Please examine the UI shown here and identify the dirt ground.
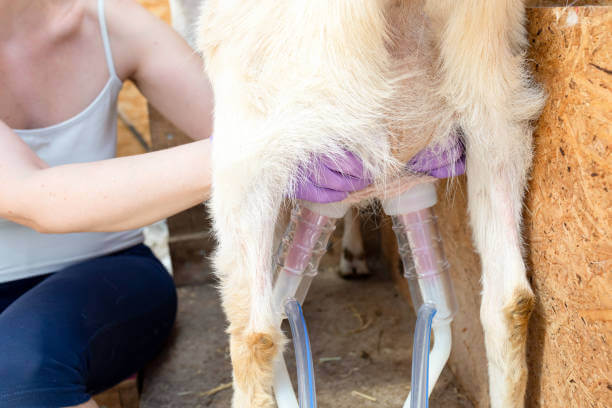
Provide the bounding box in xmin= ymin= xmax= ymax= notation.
xmin=140 ymin=228 xmax=474 ymax=408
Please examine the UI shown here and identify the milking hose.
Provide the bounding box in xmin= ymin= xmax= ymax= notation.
xmin=285 ymin=298 xmax=317 ymax=408
xmin=410 ymin=303 xmax=437 ymax=408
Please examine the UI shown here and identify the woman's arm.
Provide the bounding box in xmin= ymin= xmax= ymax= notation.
xmin=0 ymin=120 xmax=211 ymax=233
xmin=0 ymin=2 xmax=377 ymax=234
xmin=0 ymin=3 xmax=215 ymax=233
xmin=0 ymin=1 xmax=218 ymax=232
xmin=106 ymin=0 xmax=215 ymax=141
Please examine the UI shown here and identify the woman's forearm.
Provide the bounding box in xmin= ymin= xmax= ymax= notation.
xmin=12 ymin=140 xmax=212 ymax=233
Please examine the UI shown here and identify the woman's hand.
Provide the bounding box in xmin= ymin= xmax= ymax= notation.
xmin=295 ymin=151 xmax=371 ymax=203
xmin=294 ymin=137 xmax=465 ymax=204
xmin=408 ymin=135 xmax=466 ymax=178
xmin=0 ymin=120 xmax=213 ymax=233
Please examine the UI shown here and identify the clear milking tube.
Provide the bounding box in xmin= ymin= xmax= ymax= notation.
xmin=272 ymin=202 xmax=349 ymax=408
xmin=382 ymin=183 xmax=458 ymax=323
xmin=272 ymin=203 xmax=346 ymax=317
xmin=382 ymin=182 xmax=457 ymax=408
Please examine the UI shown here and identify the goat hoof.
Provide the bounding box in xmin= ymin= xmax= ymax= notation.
xmin=339 ymin=249 xmax=370 ymax=279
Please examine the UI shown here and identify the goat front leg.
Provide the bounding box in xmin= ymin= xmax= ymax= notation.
xmin=424 ymin=1 xmax=545 ymax=406
xmin=210 ymin=145 xmax=289 ymax=407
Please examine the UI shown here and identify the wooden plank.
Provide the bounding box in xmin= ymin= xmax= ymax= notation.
xmin=93 ymin=378 xmax=139 ymax=408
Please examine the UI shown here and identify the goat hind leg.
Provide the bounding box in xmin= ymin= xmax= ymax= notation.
xmin=467 ymin=150 xmax=536 ymax=408
xmin=423 ymin=0 xmax=545 ymax=406
xmin=211 ymin=166 xmax=287 ymax=408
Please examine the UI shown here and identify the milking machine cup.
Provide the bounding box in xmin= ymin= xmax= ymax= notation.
xmin=382 ymin=183 xmax=458 ymax=408
xmin=273 ymin=183 xmax=458 ymax=408
xmin=272 ymin=201 xmax=349 ymax=408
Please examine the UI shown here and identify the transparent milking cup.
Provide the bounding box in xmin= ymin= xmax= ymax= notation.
xmin=391 ymin=207 xmax=457 ymax=324
xmin=382 ymin=183 xmax=458 ymax=325
xmin=273 ymin=205 xmax=337 ymax=317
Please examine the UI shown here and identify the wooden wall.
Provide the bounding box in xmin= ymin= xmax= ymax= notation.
xmin=524 ymin=6 xmax=610 ymax=407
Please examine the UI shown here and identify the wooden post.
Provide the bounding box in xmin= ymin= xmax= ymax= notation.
xmin=524 ymin=6 xmax=611 ymax=408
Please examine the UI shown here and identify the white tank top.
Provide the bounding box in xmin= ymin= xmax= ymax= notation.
xmin=0 ymin=0 xmax=143 ymax=283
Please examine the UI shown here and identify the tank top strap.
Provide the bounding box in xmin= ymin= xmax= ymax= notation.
xmin=97 ymin=0 xmax=118 ymax=80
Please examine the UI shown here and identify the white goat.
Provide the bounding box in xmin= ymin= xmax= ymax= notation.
xmin=195 ymin=0 xmax=545 ymax=407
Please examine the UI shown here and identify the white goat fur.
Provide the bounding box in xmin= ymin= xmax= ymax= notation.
xmin=194 ymin=0 xmax=545 ymax=407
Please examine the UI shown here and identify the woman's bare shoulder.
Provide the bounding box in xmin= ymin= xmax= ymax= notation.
xmin=98 ymin=0 xmax=176 ymax=80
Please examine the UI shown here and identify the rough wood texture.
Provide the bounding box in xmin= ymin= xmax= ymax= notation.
xmin=392 ymin=5 xmax=612 ymax=408
xmin=116 ymin=0 xmax=170 ymax=159
xmin=93 ymin=378 xmax=139 ymax=408
xmin=117 ymin=82 xmax=151 ymax=157
xmin=524 ymin=6 xmax=611 ymax=408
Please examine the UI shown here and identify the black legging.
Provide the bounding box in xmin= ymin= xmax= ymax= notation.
xmin=0 ymin=244 xmax=177 ymax=407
